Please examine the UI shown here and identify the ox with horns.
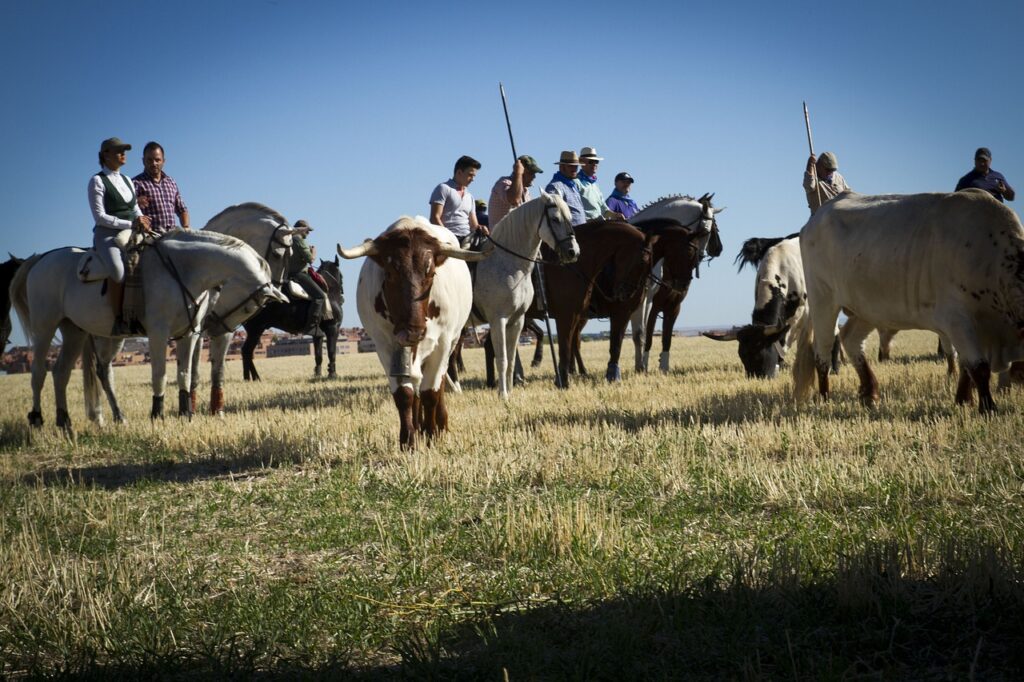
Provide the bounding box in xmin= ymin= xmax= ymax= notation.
xmin=794 ymin=189 xmax=1024 ymax=413
xmin=338 ymin=217 xmax=489 ymax=448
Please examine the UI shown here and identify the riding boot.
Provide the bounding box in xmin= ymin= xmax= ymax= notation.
xmin=108 ymin=280 xmax=130 ymax=336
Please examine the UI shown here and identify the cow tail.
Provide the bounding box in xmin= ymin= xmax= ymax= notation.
xmin=82 ymin=335 xmax=102 ymax=422
xmin=9 ymin=254 xmax=43 ymax=345
xmin=792 ymin=315 xmax=816 ymax=403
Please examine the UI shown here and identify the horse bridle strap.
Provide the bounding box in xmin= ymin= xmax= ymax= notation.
xmin=486 ymin=201 xmax=575 ymax=265
xmin=204 ymin=282 xmax=275 ymax=336
xmin=151 ymin=241 xmax=208 ymax=337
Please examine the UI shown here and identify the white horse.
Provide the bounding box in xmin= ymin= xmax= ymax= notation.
xmin=10 ymin=230 xmax=286 ymax=432
xmin=628 ymin=194 xmax=722 ymax=372
xmin=470 ymin=192 xmax=580 ymax=399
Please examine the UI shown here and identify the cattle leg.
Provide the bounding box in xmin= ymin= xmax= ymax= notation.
xmin=877 ymin=328 xmax=896 ymax=362
xmin=966 ymin=362 xmax=996 ymax=414
xmin=955 ymin=366 xmax=975 ymax=406
xmin=393 ymin=386 xmax=416 ymax=449
xmin=419 ymin=388 xmax=445 ymax=441
xmin=840 ymin=317 xmax=879 ymax=406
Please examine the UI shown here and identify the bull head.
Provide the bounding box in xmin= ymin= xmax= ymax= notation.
xmin=704 ymin=323 xmax=789 ymax=378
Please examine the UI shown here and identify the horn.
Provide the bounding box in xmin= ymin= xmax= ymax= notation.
xmin=337 ymin=239 xmax=378 ymax=259
xmin=713 ymin=206 xmax=726 ymax=214
xmin=702 ymin=326 xmax=743 ymax=342
xmin=438 ymin=241 xmax=493 ymax=262
xmin=334 ymin=254 xmax=339 ymax=266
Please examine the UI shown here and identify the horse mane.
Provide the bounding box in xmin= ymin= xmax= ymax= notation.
xmin=162 ymin=229 xmax=248 ymax=251
xmin=734 ymin=234 xmax=799 ymax=272
xmin=638 ymin=194 xmax=698 ymax=211
xmin=205 ymin=202 xmax=289 ymax=227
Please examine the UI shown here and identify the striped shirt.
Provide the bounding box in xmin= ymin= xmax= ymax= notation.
xmin=132 ymin=171 xmax=188 ymax=232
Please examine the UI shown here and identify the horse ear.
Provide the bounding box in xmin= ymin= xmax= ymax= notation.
xmin=334 ymin=254 xmax=339 ymax=266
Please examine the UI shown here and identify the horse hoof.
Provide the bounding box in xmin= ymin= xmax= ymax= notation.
xmin=210 ymin=387 xmax=225 ymax=416
xmin=56 ymin=408 xmax=72 ymax=433
xmin=113 ymin=412 xmax=127 ymax=425
xmin=605 ymin=364 xmax=622 ymax=382
xmin=151 ymin=396 xmax=165 ymax=420
xmin=27 ymin=411 xmax=43 ymax=428
xmin=178 ymin=390 xmax=193 ymax=419
xmin=328 ymin=369 xmax=337 ymax=379
xmin=659 ymin=353 xmax=671 ymax=374
xmin=314 ymin=367 xmax=322 ymax=377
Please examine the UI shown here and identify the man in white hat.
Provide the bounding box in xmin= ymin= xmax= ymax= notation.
xmin=803 ymin=151 xmax=850 ymax=214
xmin=576 ymin=147 xmax=624 ymax=221
xmin=545 ymin=150 xmax=587 ymax=226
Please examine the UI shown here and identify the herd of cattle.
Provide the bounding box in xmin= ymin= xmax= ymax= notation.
xmin=5 ymin=187 xmax=1024 ymax=448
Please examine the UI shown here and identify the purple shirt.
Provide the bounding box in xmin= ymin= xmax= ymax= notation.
xmin=955 ymin=169 xmax=1014 ymax=202
xmin=607 ymin=190 xmax=639 ymax=219
xmin=132 ymin=171 xmax=188 ymax=232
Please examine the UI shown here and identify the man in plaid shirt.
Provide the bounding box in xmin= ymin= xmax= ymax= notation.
xmin=133 ymin=141 xmax=190 ymax=233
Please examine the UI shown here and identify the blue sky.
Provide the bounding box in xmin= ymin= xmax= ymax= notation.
xmin=2 ymin=0 xmax=1022 ymax=345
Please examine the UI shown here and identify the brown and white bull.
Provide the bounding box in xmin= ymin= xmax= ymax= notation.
xmin=794 ymin=189 xmax=1024 ymax=413
xmin=338 ymin=217 xmax=488 ymax=448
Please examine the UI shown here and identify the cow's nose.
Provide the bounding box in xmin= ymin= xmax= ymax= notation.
xmin=396 ymin=328 xmax=424 ymax=347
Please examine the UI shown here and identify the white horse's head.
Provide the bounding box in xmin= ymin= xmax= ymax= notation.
xmin=537 ymin=191 xmax=580 ymax=264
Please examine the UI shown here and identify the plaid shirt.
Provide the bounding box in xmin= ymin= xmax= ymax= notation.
xmin=132 ymin=171 xmax=188 ymax=232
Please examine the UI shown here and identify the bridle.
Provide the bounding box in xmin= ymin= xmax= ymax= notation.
xmin=485 ymin=197 xmax=576 ymax=265
xmin=203 ymin=282 xmax=277 ymax=336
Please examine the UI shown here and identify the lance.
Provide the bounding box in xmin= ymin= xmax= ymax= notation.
xmin=499 ymin=82 xmax=562 ymax=388
xmin=803 ymin=101 xmax=823 ymax=210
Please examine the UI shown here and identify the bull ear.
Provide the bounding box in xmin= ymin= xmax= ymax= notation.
xmin=702 ymin=326 xmax=742 ymax=342
xmin=337 ymin=239 xmax=378 ymax=259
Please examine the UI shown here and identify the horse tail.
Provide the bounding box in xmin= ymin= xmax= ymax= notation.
xmin=792 ymin=313 xmax=816 ymax=403
xmin=9 ymin=253 xmax=44 ymax=344
xmin=82 ymin=335 xmax=103 ymax=421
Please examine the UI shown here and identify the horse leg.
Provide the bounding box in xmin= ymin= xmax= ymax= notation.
xmin=644 ymin=295 xmax=660 ymax=374
xmin=175 ymin=333 xmax=199 ymax=418
xmin=554 ymin=316 xmax=571 ymax=389
xmin=659 ymin=296 xmax=683 ymax=374
xmin=630 ymin=297 xmax=646 ymax=373
xmin=484 ymin=331 xmax=497 ymax=388
xmin=573 ymin=324 xmax=587 ymax=376
xmin=149 ymin=331 xmax=170 ymax=419
xmin=529 ymin=320 xmax=544 ymax=368
xmin=241 ymin=326 xmax=260 ymax=382
xmin=313 ymin=331 xmax=323 ymax=377
xmin=27 ymin=322 xmax=58 ymax=428
xmin=506 ymin=316 xmax=526 ymax=392
xmin=513 ymin=349 xmax=525 ymax=386
xmin=491 ymin=318 xmax=511 ymax=399
xmin=189 ymin=339 xmax=202 ymax=412
xmin=91 ymin=336 xmax=126 ymax=423
xmin=841 ymin=316 xmax=879 ymax=407
xmin=52 ymin=325 xmax=87 ymax=436
xmin=605 ymin=309 xmax=628 ymax=382
xmin=326 ymin=325 xmax=338 ymax=378
xmin=208 ymin=332 xmax=229 ymax=415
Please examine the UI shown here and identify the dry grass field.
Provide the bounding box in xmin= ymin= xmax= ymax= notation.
xmin=2 ymin=330 xmax=1024 ymax=678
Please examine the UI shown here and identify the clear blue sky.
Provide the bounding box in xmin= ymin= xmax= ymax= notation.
xmin=3 ymin=0 xmax=1021 ymax=346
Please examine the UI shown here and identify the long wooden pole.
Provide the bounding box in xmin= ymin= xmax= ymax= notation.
xmin=803 ymin=101 xmax=823 ymax=209
xmin=499 ymin=83 xmax=562 ymax=387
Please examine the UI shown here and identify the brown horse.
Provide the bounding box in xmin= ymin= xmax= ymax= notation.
xmin=544 ymin=220 xmax=653 ymax=388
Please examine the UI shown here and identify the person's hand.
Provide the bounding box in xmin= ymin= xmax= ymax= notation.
xmin=806 ymin=155 xmax=817 ymax=173
xmin=997 ymin=180 xmax=1008 ymax=193
xmin=310 ymin=244 xmax=317 ymax=257
xmin=137 ymin=195 xmax=150 ymax=210
xmin=611 ymin=211 xmax=626 ymax=221
xmin=513 ymin=158 xmax=524 ymax=176
xmin=478 ymin=226 xmax=490 ymax=237
xmin=134 ymin=216 xmax=152 ymax=233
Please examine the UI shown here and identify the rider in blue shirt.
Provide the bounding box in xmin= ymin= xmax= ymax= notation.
xmin=545 ymin=150 xmax=586 ymax=226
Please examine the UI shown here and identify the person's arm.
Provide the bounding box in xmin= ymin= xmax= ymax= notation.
xmin=469 ymin=204 xmax=488 ymax=236
xmin=506 ymin=159 xmax=524 ymax=206
xmin=999 ymin=177 xmax=1015 ymax=201
xmin=90 ymin=175 xmax=140 ymax=230
xmin=175 ymin=187 xmax=190 ymax=228
xmin=803 ymin=155 xmax=817 ymax=193
xmin=955 ymin=174 xmax=969 ymax=192
xmin=429 ymin=203 xmax=444 ymax=226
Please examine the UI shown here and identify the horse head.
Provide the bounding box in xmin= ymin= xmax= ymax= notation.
xmin=538 ymin=191 xmax=580 ymax=264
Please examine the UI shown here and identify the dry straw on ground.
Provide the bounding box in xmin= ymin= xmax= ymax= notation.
xmin=2 ymin=330 xmax=1023 ymax=677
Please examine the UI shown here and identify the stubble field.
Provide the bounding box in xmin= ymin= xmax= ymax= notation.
xmin=2 ymin=331 xmax=1024 ymax=678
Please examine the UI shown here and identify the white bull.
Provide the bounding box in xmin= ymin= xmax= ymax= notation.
xmin=338 ymin=217 xmax=488 ymax=448
xmin=794 ymin=189 xmax=1024 ymax=412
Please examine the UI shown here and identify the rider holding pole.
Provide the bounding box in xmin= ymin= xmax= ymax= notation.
xmin=89 ymin=137 xmax=152 ymax=335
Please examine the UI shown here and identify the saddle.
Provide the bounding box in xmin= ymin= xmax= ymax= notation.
xmin=78 ymin=229 xmax=149 ymax=331
xmin=77 ymin=229 xmax=134 ymax=282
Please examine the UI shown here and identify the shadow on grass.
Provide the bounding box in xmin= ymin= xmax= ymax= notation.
xmin=10 ymin=541 xmax=1024 ymax=679
xmin=222 ymin=381 xmax=381 ymax=415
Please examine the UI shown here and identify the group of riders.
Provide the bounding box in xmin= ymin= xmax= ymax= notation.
xmin=90 ymin=137 xmax=331 ymax=337
xmin=90 ymin=135 xmax=1014 ymax=341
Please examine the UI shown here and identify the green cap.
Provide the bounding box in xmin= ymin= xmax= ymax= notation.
xmin=100 ymin=137 xmax=131 ymax=153
xmin=518 ymin=155 xmax=543 ymax=174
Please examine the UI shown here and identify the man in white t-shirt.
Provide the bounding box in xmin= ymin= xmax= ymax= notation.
xmin=429 ymin=155 xmax=489 ymax=247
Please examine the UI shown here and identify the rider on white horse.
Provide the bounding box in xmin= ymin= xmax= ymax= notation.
xmin=89 ymin=137 xmax=152 ymax=335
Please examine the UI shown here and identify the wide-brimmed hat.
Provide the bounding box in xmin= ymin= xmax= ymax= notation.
xmin=579 ymin=146 xmax=604 ymax=162
xmin=100 ymin=137 xmax=131 ymax=153
xmin=518 ymin=155 xmax=543 ymax=173
xmin=555 ymin=150 xmax=580 ymax=165
xmin=615 ymin=172 xmax=634 ymax=184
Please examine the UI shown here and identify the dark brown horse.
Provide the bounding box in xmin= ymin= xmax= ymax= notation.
xmin=635 ymin=215 xmax=723 ymax=372
xmin=1 ymin=254 xmax=24 ymax=351
xmin=544 ymin=220 xmax=653 ymax=388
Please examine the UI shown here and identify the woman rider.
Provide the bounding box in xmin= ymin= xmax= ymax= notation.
xmin=89 ymin=137 xmax=151 ymax=335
